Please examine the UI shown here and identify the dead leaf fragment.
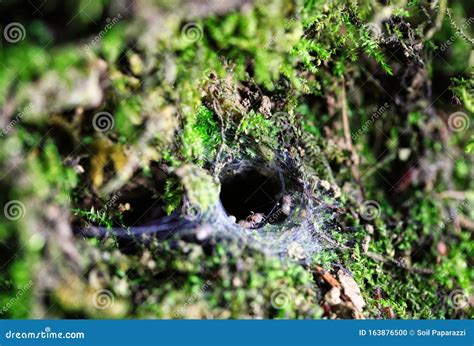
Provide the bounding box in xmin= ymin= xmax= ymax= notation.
xmin=337 ymin=269 xmax=366 ymax=312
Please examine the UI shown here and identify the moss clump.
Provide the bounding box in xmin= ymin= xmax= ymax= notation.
xmin=52 ymin=238 xmax=322 ymax=319
xmin=182 ymin=105 xmax=221 ymax=163
xmin=0 ymin=0 xmax=472 ymax=319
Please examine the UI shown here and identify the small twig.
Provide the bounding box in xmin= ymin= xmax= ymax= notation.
xmin=341 ymin=76 xmax=353 ymax=154
xmin=314 ymin=265 xmax=341 ymax=288
xmin=341 ymin=76 xmax=365 ymax=198
xmin=445 ymin=8 xmax=474 ymax=45
xmin=436 ymin=190 xmax=474 ymax=201
xmin=212 ymin=99 xmax=227 ymax=177
xmin=366 ymin=251 xmax=434 ymax=275
xmin=359 ymin=152 xmax=396 ymax=180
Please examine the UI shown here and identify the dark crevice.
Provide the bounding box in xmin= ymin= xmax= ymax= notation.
xmin=219 ymin=167 xmax=283 ymax=222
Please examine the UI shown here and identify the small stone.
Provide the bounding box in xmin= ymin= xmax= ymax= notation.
xmin=281 ymin=194 xmax=292 ymax=215
xmin=362 ymin=235 xmax=370 ymax=254
xmin=74 ymin=164 xmax=85 ymax=174
xmin=140 ymin=251 xmax=151 ymax=266
xmin=365 ymin=224 xmax=374 ymax=234
xmin=398 ymin=148 xmax=411 ymax=161
xmin=258 ymin=95 xmax=272 ymax=118
xmin=232 ymin=277 xmax=242 ymax=287
xmin=118 ymin=203 xmax=130 ymax=213
xmin=325 ymin=287 xmax=342 ymax=306
xmin=147 ymin=260 xmax=156 ymax=270
xmin=228 ymin=215 xmax=237 ymax=223
xmin=436 ymin=241 xmax=448 ymax=256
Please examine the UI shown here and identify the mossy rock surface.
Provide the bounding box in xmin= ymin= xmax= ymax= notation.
xmin=0 ymin=0 xmax=472 ymax=319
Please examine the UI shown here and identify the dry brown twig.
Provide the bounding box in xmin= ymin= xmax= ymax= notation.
xmin=366 ymin=251 xmax=434 ymax=275
xmin=314 ymin=265 xmax=341 ymax=288
xmin=436 ymin=190 xmax=474 ymax=200
xmin=341 ymin=76 xmax=365 ymax=198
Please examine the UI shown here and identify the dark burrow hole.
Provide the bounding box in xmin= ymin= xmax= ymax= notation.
xmin=219 ymin=168 xmax=284 ymax=223
xmin=73 ymin=165 xmax=172 ymax=228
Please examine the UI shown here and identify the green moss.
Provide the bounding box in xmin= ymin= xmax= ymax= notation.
xmin=89 ymin=239 xmax=323 ymax=319
xmin=99 ymin=24 xmax=127 ymax=63
xmin=177 ymin=165 xmax=219 ymax=212
xmin=163 ymin=178 xmax=184 ymax=215
xmin=28 ymin=140 xmax=78 ymax=203
xmin=1 ymin=0 xmax=472 ymax=320
xmin=73 ymin=207 xmax=115 ymax=229
xmin=182 ymin=106 xmax=221 ymax=163
xmin=115 ymin=96 xmax=142 ymax=138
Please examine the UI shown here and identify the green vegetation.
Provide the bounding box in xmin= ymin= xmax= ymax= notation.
xmin=0 ymin=0 xmax=472 ymax=319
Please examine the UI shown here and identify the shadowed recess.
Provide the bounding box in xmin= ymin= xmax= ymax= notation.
xmin=219 ymin=168 xmax=282 ymax=222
